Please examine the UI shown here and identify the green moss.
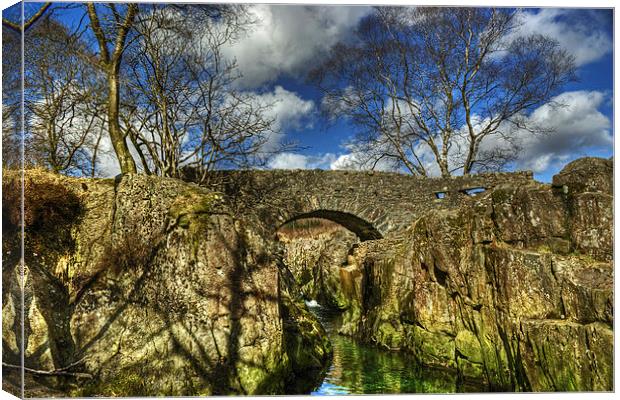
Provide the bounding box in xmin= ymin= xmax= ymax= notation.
xmin=237 ymin=360 xmax=285 ymax=395
xmin=279 ymin=284 xmax=332 ymax=393
xmin=338 ymin=304 xmax=362 ymax=336
xmin=457 ymin=357 xmax=485 ymax=379
xmin=455 ymin=330 xmax=483 ymax=364
xmin=473 ymin=331 xmax=511 ymax=389
xmin=75 ymin=371 xmax=149 ymax=397
xmin=411 ymin=326 xmax=456 ymax=369
xmin=537 ymin=244 xmax=552 ymax=254
xmin=168 ymin=188 xmax=222 ymax=229
xmin=376 ymin=320 xmax=404 ymax=349
xmin=491 ymin=187 xmax=514 ymax=204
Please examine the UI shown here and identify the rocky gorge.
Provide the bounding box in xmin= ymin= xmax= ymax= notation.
xmin=280 ymin=157 xmax=613 ymax=392
xmin=1 ymin=156 xmax=614 ymax=395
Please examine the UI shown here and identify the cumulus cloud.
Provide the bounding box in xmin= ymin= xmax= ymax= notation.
xmin=321 ymin=90 xmax=612 ymax=177
xmin=125 ymin=89 xmax=607 ymax=178
xmin=328 ymin=142 xmax=400 ymax=172
xmin=94 ymin=86 xmax=315 ymax=176
xmin=418 ymin=90 xmax=612 ymax=176
xmin=268 ymin=152 xmax=337 ymax=170
xmin=257 ymin=86 xmax=315 ymax=132
xmin=95 ymin=135 xmax=121 ymax=177
xmin=249 ymin=85 xmax=315 ymax=150
xmin=268 ymin=142 xmax=400 ymax=172
xmin=223 ymin=5 xmax=372 ymax=88
xmin=499 ymin=90 xmax=612 ymax=173
xmin=508 ymin=9 xmax=612 ymax=66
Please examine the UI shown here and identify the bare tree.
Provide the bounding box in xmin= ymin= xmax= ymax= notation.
xmin=122 ymin=5 xmax=276 ymax=180
xmin=310 ymin=7 xmax=576 ymax=177
xmin=2 ymin=2 xmax=137 ymax=174
xmin=2 ymin=2 xmax=56 ymax=168
xmin=25 ymin=18 xmax=107 ymax=176
xmin=2 ymin=26 xmax=22 ymax=168
xmin=5 ymin=3 xmax=281 ymax=177
xmin=85 ymin=3 xmax=139 ymax=174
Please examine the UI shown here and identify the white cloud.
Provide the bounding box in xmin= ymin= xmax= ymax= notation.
xmin=502 ymin=90 xmax=612 ymax=173
xmin=327 ymin=90 xmax=612 ymax=177
xmin=330 ymin=153 xmax=360 ymax=170
xmin=95 ymin=135 xmax=121 ymax=177
xmin=268 ymin=152 xmax=337 ymax=170
xmin=94 ymin=86 xmax=315 ymax=176
xmin=257 ymin=86 xmax=315 ymax=132
xmin=509 ymin=9 xmax=611 ymax=66
xmin=223 ymin=5 xmax=372 ymax=88
xmin=329 ymin=145 xmax=399 ymax=172
xmin=269 ymin=153 xmax=311 ymax=169
xmin=268 ymin=141 xmax=400 ymax=172
xmin=249 ymin=85 xmax=315 ymax=151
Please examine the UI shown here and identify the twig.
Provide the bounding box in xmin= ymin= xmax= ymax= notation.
xmin=2 ymin=3 xmax=52 ymax=32
xmin=2 ymin=360 xmax=93 ymax=379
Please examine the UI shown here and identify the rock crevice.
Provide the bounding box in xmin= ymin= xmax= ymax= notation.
xmin=305 ymin=158 xmax=613 ymax=392
xmin=2 ymin=171 xmax=331 ymax=396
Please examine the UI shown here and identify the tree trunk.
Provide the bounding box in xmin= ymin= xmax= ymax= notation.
xmin=107 ymin=69 xmax=136 ymax=174
xmin=462 ymin=139 xmax=477 ymax=176
xmin=438 ymin=157 xmax=450 ymax=178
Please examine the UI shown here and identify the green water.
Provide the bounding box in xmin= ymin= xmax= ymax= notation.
xmin=308 ymin=304 xmax=487 ymax=395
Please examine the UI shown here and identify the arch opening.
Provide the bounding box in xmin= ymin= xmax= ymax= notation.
xmin=279 ymin=210 xmax=383 ymax=241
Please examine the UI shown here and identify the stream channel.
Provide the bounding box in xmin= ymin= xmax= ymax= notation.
xmin=306 ymin=302 xmax=488 ymax=395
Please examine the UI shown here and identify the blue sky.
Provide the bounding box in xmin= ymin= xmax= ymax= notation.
xmin=227 ymin=6 xmax=614 ymax=182
xmin=5 ymin=3 xmax=614 ymax=181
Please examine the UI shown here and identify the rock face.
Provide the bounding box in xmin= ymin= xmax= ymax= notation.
xmin=2 ymin=170 xmax=331 ymax=396
xmin=280 ymin=229 xmax=359 ymax=309
xmin=2 ymin=156 xmax=613 ymax=395
xmin=324 ymin=158 xmax=613 ymax=391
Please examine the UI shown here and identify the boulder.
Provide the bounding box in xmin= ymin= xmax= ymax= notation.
xmin=552 ymin=157 xmax=612 ymax=195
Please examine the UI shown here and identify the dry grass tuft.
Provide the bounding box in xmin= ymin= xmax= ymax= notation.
xmin=2 ymin=168 xmax=82 ymax=234
xmin=277 ymin=218 xmax=345 ymax=240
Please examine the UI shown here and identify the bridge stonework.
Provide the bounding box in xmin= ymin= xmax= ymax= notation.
xmin=194 ymin=169 xmax=535 ymax=240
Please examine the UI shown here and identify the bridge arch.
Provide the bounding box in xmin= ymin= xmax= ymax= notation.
xmin=279 ymin=209 xmax=383 ymax=241
xmin=192 ymin=168 xmax=535 ymax=239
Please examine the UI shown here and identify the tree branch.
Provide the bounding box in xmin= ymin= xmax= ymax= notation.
xmin=86 ymin=3 xmax=110 ymax=63
xmin=2 ymin=358 xmax=92 ymax=379
xmin=2 ymin=2 xmax=52 ymax=32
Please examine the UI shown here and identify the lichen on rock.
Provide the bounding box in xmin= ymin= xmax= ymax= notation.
xmin=293 ymin=157 xmax=613 ymax=392
xmin=2 ymin=156 xmax=613 ymax=395
xmin=2 ymin=171 xmax=331 ymax=396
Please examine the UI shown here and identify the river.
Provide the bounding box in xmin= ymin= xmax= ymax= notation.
xmin=306 ymin=302 xmax=488 ymax=395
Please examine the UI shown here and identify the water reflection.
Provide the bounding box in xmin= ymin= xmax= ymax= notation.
xmin=308 ymin=303 xmax=486 ymax=395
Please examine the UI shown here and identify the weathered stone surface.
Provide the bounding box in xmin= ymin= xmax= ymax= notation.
xmin=553 ymin=157 xmax=613 ymax=261
xmin=490 ymin=184 xmax=568 ymax=247
xmin=286 ymin=157 xmax=613 ymax=392
xmin=2 ymin=156 xmax=612 ymax=395
xmin=552 ymin=157 xmax=613 ymax=195
xmin=278 ymin=264 xmax=333 ymax=392
xmin=519 ymin=320 xmax=613 ymax=391
xmin=187 ymin=168 xmax=534 ymax=239
xmin=2 ymin=170 xmax=330 ymax=396
xmin=280 ymin=229 xmax=358 ymax=309
xmin=568 ymin=192 xmax=613 ymax=261
xmin=553 ymin=257 xmax=613 ymax=325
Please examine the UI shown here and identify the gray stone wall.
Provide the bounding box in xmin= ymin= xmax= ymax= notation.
xmin=188 ymin=169 xmax=535 ymax=239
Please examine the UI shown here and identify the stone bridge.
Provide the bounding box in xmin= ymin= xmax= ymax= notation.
xmin=190 ymin=169 xmax=535 ymax=241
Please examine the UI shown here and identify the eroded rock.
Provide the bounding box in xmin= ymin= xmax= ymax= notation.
xmin=2 ymin=170 xmax=330 ymax=396
xmin=311 ymin=157 xmax=613 ymax=391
